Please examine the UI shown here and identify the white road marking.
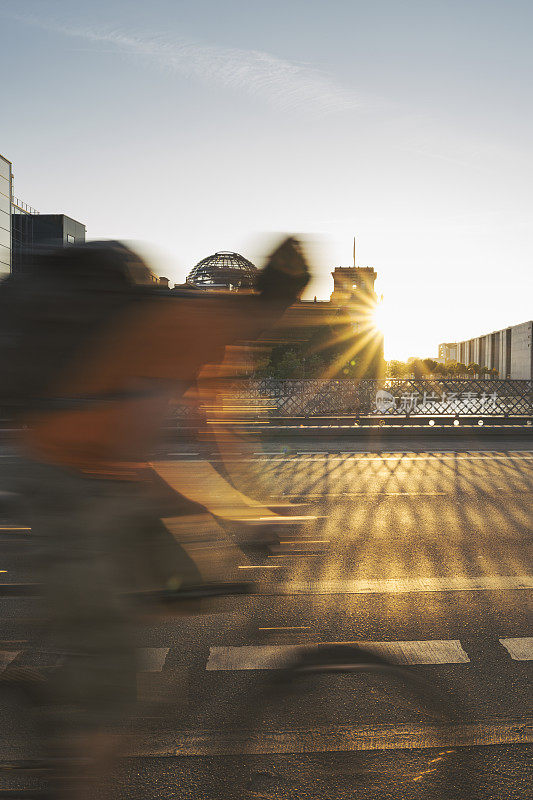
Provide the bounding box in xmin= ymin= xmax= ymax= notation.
xmin=272 ymin=575 xmax=533 ymax=595
xmin=278 ymin=540 xmax=329 ymax=544
xmin=270 ymin=552 xmax=323 ymax=558
xmin=136 ymin=647 xmax=169 ymax=672
xmin=499 ymin=637 xmax=533 ymax=660
xmin=206 ymin=640 xmax=470 ymax=671
xmin=258 ymin=626 xmax=312 ymax=631
xmin=275 ymin=492 xmax=448 ymax=498
xmin=286 ymin=455 xmax=533 ymax=462
xmin=133 ymin=718 xmax=533 ymax=756
xmin=166 ymin=454 xmax=533 ymax=464
xmin=0 ymin=651 xmax=20 ymax=672
xmin=207 ymin=645 xmax=301 ymax=671
xmin=360 ymin=640 xmax=470 ymax=664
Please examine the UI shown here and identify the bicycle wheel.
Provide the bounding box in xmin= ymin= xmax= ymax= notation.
xmin=242 ymin=643 xmax=475 ymax=800
xmin=131 ymin=642 xmax=480 ymax=800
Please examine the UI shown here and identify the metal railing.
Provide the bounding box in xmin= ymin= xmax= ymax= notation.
xmin=168 ymin=378 xmax=533 ymax=424
xmin=11 ymin=197 xmax=39 ymax=215
xmin=2 ymin=380 xmax=530 ymax=432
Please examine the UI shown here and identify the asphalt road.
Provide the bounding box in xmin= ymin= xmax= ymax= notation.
xmin=0 ymin=433 xmax=531 ymax=798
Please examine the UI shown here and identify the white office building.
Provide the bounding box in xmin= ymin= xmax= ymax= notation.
xmin=0 ymin=154 xmax=11 ymax=279
xmin=440 ymin=321 xmax=533 ymax=380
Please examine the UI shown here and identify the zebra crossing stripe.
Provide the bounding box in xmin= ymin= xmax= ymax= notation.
xmin=136 ymin=647 xmax=169 ymax=672
xmin=135 ymin=648 xmax=186 ymax=705
xmin=0 ymin=648 xmax=172 ymax=674
xmin=206 ymin=640 xmax=470 ymax=671
xmin=0 ymin=651 xmax=20 ymax=672
xmin=499 ymin=638 xmax=533 ymax=660
xmin=357 ymin=640 xmax=470 ymax=664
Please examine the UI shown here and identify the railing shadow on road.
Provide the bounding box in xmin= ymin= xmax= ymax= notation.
xmin=226 ymin=448 xmax=532 ymax=607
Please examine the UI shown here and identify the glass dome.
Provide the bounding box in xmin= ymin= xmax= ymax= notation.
xmin=186 ymin=251 xmax=258 ymax=290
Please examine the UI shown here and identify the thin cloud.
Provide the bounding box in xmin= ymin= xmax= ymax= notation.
xmin=12 ymin=14 xmax=357 ymax=114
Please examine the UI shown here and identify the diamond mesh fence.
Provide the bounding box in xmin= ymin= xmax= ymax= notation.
xmin=169 ymin=378 xmax=533 ymax=422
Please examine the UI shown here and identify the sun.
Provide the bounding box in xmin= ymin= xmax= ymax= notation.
xmin=369 ymin=296 xmax=410 ymax=361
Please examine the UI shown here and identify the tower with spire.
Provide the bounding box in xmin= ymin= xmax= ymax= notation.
xmin=329 ymin=238 xmax=377 ymax=304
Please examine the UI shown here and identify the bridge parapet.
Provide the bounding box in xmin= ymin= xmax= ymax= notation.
xmin=168 ymin=378 xmax=532 ymax=425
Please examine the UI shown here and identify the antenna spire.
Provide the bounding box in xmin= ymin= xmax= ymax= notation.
xmin=353 ymin=236 xmax=356 ymax=267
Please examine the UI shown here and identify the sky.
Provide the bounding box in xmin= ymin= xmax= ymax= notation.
xmin=1 ymin=0 xmax=531 ymax=359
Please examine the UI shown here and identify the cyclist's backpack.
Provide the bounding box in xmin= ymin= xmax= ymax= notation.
xmin=0 ymin=241 xmax=152 ymax=417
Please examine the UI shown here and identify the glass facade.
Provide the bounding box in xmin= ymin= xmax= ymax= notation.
xmin=11 ymin=208 xmax=33 ymax=273
xmin=0 ymin=155 xmax=12 ymax=279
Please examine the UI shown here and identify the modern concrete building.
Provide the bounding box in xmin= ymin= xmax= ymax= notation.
xmin=1 ymin=153 xmax=86 ymax=276
xmin=439 ymin=321 xmax=533 ymax=379
xmin=0 ymin=154 xmax=12 ymax=279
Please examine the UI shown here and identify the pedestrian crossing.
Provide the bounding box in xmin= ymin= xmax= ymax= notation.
xmin=136 ymin=638 xmax=533 ymax=753
xmin=206 ymin=640 xmax=472 ymax=669
xmin=0 ymin=650 xmax=19 ymax=671
xmin=1 ymin=636 xmax=531 ymax=681
xmin=499 ymin=637 xmax=533 ymax=660
xmin=205 ymin=637 xmax=533 ymax=670
xmin=2 ymin=637 xmax=531 ymax=757
xmin=136 ymin=647 xmax=170 ymax=671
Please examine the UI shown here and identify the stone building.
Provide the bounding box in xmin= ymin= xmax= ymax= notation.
xmin=183 ymin=253 xmax=384 ymax=377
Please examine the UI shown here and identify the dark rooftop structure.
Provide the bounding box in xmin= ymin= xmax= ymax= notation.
xmin=12 ymin=213 xmax=86 ymax=274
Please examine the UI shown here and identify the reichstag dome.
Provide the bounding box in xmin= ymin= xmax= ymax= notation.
xmin=186 ymin=251 xmax=257 ymax=290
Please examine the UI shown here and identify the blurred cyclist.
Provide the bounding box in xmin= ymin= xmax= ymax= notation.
xmin=6 ymin=237 xmax=309 ymax=798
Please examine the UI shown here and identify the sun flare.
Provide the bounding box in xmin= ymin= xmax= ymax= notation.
xmin=370 ymin=296 xmax=410 ymax=361
xmin=371 ymin=300 xmax=387 ymax=337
